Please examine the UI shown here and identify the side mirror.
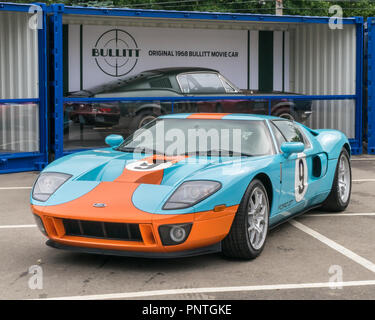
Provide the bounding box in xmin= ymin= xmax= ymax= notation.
xmin=280 ymin=142 xmax=305 ymax=157
xmin=105 ymin=134 xmax=124 ymax=148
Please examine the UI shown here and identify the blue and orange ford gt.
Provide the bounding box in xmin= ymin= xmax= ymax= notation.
xmin=31 ymin=113 xmax=352 ymax=260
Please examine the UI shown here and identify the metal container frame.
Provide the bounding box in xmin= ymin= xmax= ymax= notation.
xmin=0 ymin=2 xmax=48 ymax=173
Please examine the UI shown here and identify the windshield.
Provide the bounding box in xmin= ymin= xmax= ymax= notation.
xmin=177 ymin=72 xmax=240 ymax=94
xmin=117 ymin=118 xmax=274 ymax=157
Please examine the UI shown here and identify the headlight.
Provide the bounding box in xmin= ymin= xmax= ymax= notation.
xmin=32 ymin=172 xmax=72 ymax=202
xmin=163 ymin=180 xmax=221 ymax=210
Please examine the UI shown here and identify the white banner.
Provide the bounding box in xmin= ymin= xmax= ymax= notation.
xmin=68 ymin=25 xmax=248 ymax=92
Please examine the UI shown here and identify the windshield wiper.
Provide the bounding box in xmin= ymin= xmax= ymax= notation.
xmin=206 ymin=149 xmax=254 ymax=157
xmin=118 ymin=146 xmax=164 ymax=155
xmin=119 ymin=147 xmax=253 ymax=157
xmin=117 ymin=146 xmax=152 ymax=153
xmin=182 ymin=150 xmax=254 ymax=157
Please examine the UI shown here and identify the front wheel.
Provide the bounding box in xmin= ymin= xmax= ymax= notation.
xmin=321 ymin=148 xmax=352 ymax=212
xmin=222 ymin=179 xmax=270 ymax=260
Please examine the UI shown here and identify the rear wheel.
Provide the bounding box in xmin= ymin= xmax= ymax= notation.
xmin=273 ymin=107 xmax=297 ymax=121
xmin=222 ymin=179 xmax=269 ymax=259
xmin=321 ymin=148 xmax=352 ymax=212
xmin=132 ymin=109 xmax=158 ymax=131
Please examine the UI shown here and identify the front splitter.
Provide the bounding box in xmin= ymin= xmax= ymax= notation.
xmin=46 ymin=239 xmax=222 ymax=259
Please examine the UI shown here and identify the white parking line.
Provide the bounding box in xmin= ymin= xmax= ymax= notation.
xmin=305 ymin=213 xmax=375 ymax=217
xmin=289 ymin=220 xmax=375 ymax=273
xmin=0 ymin=224 xmax=36 ymax=229
xmin=0 ymin=187 xmax=32 ymax=190
xmin=38 ymin=280 xmax=375 ymax=300
xmin=351 ymin=158 xmax=375 ymax=161
xmin=353 ymin=179 xmax=375 ymax=182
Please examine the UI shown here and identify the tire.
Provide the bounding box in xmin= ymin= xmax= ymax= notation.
xmin=222 ymin=179 xmax=270 ymax=260
xmin=132 ymin=110 xmax=158 ymax=130
xmin=273 ymin=106 xmax=297 ymax=121
xmin=321 ymin=148 xmax=352 ymax=212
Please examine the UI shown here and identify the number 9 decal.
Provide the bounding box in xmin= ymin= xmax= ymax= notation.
xmin=295 ymin=154 xmax=308 ymax=202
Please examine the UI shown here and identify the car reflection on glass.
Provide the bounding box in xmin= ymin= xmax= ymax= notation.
xmin=64 ymin=67 xmax=312 ymax=135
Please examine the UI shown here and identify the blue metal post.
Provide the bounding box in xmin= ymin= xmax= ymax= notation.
xmin=51 ymin=4 xmax=65 ymax=159
xmin=36 ymin=2 xmax=49 ymax=169
xmin=353 ymin=17 xmax=364 ymax=155
xmin=367 ymin=18 xmax=375 ymax=154
xmin=268 ymin=99 xmax=272 ymax=115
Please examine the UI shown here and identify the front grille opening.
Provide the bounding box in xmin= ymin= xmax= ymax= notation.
xmin=62 ymin=219 xmax=142 ymax=242
xmin=64 ymin=219 xmax=81 ymax=235
xmin=80 ymin=220 xmax=103 ymax=238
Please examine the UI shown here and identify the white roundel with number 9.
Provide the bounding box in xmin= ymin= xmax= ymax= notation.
xmin=295 ymin=153 xmax=308 ymax=202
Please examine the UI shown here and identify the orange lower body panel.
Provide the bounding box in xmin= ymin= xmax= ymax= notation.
xmin=31 ymin=204 xmax=238 ymax=255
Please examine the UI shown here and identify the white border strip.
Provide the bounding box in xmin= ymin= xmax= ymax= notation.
xmin=249 ymin=30 xmax=259 ymax=90
xmin=0 ymin=224 xmax=36 ymax=229
xmin=0 ymin=187 xmax=32 ymax=190
xmin=353 ymin=179 xmax=375 ymax=182
xmin=290 ymin=220 xmax=375 ymax=273
xmin=39 ymin=280 xmax=375 ymax=300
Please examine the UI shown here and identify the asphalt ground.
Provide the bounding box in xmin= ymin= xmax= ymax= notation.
xmin=0 ymin=156 xmax=374 ymax=300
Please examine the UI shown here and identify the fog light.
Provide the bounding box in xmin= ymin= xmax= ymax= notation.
xmin=33 ymin=214 xmax=47 ymax=236
xmin=158 ymin=223 xmax=192 ymax=246
xmin=170 ymin=226 xmax=186 ymax=242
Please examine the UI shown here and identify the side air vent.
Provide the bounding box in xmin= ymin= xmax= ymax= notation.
xmin=312 ymin=155 xmax=322 ymax=177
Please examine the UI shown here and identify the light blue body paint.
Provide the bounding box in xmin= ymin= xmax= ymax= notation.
xmin=31 ymin=114 xmax=350 ymax=227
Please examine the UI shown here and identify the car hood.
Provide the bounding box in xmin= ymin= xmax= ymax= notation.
xmin=32 ymin=148 xmax=273 ymax=214
xmin=42 ymin=148 xmax=246 ymax=184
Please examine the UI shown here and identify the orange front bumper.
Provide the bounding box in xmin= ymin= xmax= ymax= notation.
xmin=31 ymin=202 xmax=238 ymax=256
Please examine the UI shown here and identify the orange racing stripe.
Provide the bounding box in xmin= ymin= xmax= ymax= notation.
xmin=115 ymin=154 xmax=187 ymax=184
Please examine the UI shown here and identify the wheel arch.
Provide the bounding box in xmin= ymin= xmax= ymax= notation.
xmin=271 ymin=102 xmax=294 ymax=113
xmin=343 ymin=142 xmax=351 ymax=157
xmin=134 ymin=103 xmax=165 ymax=115
xmin=253 ymin=172 xmax=273 ymax=212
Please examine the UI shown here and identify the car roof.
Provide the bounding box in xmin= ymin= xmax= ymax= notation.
xmin=72 ymin=67 xmax=220 ymax=96
xmin=160 ymin=113 xmax=280 ymax=121
xmin=141 ymin=67 xmax=219 ymax=75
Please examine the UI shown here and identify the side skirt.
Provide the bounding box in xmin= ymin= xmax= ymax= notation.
xmin=269 ymin=204 xmax=323 ymax=230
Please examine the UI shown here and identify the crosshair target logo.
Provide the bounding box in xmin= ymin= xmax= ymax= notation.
xmin=92 ymin=29 xmax=140 ymax=77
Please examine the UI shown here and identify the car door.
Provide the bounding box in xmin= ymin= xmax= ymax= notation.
xmin=270 ymin=120 xmax=315 ymax=215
